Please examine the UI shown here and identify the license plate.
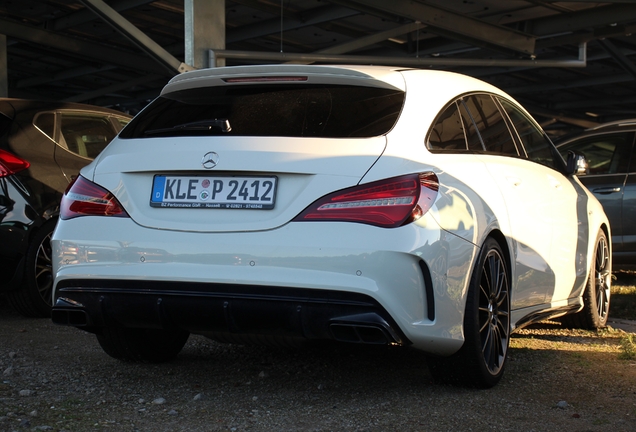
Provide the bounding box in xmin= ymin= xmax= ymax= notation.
xmin=150 ymin=175 xmax=277 ymax=209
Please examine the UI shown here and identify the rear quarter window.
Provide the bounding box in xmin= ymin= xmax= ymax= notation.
xmin=427 ymin=93 xmax=518 ymax=156
xmin=120 ymin=85 xmax=405 ymax=139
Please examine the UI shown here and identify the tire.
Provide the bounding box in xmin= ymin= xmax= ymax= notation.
xmin=96 ymin=326 xmax=190 ymax=363
xmin=6 ymin=219 xmax=56 ymax=318
xmin=561 ymin=229 xmax=611 ymax=330
xmin=427 ymin=237 xmax=511 ymax=388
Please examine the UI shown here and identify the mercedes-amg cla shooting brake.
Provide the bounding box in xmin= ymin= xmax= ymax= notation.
xmin=50 ymin=65 xmax=611 ymax=388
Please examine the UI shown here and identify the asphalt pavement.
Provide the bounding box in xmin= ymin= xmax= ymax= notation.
xmin=608 ymin=318 xmax=636 ymax=333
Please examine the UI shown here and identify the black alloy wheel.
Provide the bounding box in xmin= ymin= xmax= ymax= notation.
xmin=6 ymin=219 xmax=56 ymax=317
xmin=427 ymin=237 xmax=511 ymax=388
xmin=561 ymin=229 xmax=611 ymax=329
xmin=475 ymin=243 xmax=510 ymax=378
xmin=34 ymin=231 xmax=54 ymax=306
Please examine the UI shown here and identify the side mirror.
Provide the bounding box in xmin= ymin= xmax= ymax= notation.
xmin=566 ymin=150 xmax=588 ymax=176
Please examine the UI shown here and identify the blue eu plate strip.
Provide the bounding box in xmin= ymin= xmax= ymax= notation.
xmin=151 ymin=176 xmax=166 ymax=203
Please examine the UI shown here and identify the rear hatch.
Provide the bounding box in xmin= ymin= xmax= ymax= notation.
xmin=91 ymin=65 xmax=406 ymax=233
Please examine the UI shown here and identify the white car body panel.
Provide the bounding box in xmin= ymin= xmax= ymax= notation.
xmin=51 ymin=64 xmax=611 ymax=368
xmin=53 ymin=212 xmax=476 ymax=355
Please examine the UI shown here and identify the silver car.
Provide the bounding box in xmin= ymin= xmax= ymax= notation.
xmin=557 ymin=120 xmax=636 ymax=265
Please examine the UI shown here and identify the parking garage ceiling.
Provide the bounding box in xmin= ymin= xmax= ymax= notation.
xmin=2 ymin=0 xmax=636 ymax=136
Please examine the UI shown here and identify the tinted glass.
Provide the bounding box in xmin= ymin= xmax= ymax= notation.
xmin=463 ymin=94 xmax=518 ymax=156
xmin=60 ymin=114 xmax=119 ymax=158
xmin=458 ymin=100 xmax=484 ymax=151
xmin=558 ymin=132 xmax=634 ymax=175
xmin=33 ymin=112 xmax=55 ymax=140
xmin=428 ymin=102 xmax=468 ymax=151
xmin=499 ymin=99 xmax=559 ymax=169
xmin=120 ymin=85 xmax=405 ymax=139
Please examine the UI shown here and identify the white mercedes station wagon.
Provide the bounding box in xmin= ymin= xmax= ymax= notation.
xmin=51 ymin=65 xmax=611 ymax=388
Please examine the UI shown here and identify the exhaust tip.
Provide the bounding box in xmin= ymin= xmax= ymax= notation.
xmin=329 ymin=312 xmax=404 ymax=345
xmin=51 ymin=309 xmax=89 ymax=326
xmin=330 ymin=323 xmax=391 ymax=344
xmin=52 ymin=297 xmax=89 ymax=326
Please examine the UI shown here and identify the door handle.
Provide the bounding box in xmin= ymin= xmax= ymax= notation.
xmin=592 ymin=187 xmax=621 ymax=194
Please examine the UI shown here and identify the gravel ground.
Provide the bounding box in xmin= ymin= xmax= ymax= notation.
xmin=1 ymin=300 xmax=635 ymax=432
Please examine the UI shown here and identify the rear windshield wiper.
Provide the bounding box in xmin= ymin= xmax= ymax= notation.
xmin=144 ymin=119 xmax=232 ymax=135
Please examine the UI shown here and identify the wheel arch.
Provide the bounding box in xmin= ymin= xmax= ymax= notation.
xmin=600 ymin=222 xmax=611 ymax=258
xmin=484 ymin=229 xmax=513 ymax=279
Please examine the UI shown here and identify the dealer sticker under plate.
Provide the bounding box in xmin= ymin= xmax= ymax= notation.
xmin=150 ymin=175 xmax=277 ymax=209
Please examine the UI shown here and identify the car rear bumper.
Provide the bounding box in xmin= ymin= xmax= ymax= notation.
xmin=52 ymin=279 xmax=408 ymax=346
xmin=51 ymin=215 xmax=476 ymax=355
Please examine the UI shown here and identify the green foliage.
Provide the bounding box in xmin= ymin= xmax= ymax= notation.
xmin=610 ymin=282 xmax=636 ymax=321
xmin=618 ymin=334 xmax=636 ymax=360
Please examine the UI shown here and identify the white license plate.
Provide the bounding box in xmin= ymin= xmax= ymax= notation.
xmin=150 ymin=175 xmax=277 ymax=209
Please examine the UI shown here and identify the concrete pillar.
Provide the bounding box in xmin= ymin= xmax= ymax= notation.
xmin=0 ymin=35 xmax=7 ymax=97
xmin=184 ymin=0 xmax=225 ymax=69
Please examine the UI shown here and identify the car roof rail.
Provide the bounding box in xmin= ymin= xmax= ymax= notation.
xmin=586 ymin=118 xmax=636 ymax=131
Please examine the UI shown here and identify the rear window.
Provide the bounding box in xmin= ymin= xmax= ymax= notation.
xmin=120 ymin=84 xmax=405 ymax=139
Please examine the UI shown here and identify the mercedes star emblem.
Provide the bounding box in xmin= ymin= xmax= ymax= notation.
xmin=201 ymin=151 xmax=219 ymax=169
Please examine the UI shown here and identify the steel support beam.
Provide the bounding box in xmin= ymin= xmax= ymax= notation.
xmin=530 ymin=109 xmax=598 ymax=129
xmin=536 ymin=23 xmax=636 ymax=50
xmin=0 ymin=18 xmax=166 ymax=76
xmin=337 ymin=0 xmax=536 ymax=55
xmin=287 ymin=22 xmax=427 ymax=65
xmin=530 ymin=4 xmax=636 ymax=36
xmin=51 ymin=0 xmax=156 ymax=31
xmin=210 ymin=44 xmax=586 ymax=68
xmin=226 ymin=5 xmax=359 ymax=44
xmin=597 ymin=39 xmax=636 ymax=79
xmin=316 ymin=22 xmax=427 ymax=55
xmin=79 ymin=0 xmax=194 ymax=74
xmin=185 ymin=0 xmax=225 ymax=69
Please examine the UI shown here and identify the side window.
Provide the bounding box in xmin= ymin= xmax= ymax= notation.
xmin=458 ymin=100 xmax=484 ymax=151
xmin=33 ymin=112 xmax=55 ymax=140
xmin=557 ymin=132 xmax=634 ymax=175
xmin=60 ymin=113 xmax=119 ymax=159
xmin=499 ymin=99 xmax=559 ymax=169
xmin=462 ymin=94 xmax=518 ymax=156
xmin=428 ymin=102 xmax=468 ymax=151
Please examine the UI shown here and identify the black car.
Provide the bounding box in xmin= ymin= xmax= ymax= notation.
xmin=0 ymin=98 xmax=131 ymax=317
xmin=556 ymin=119 xmax=636 ymax=265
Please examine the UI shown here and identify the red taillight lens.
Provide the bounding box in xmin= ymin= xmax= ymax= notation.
xmin=60 ymin=176 xmax=129 ymax=220
xmin=293 ymin=173 xmax=438 ymax=228
xmin=0 ymin=149 xmax=30 ymax=177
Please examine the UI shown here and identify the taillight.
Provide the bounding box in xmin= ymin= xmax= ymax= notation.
xmin=0 ymin=149 xmax=30 ymax=177
xmin=60 ymin=176 xmax=129 ymax=220
xmin=293 ymin=173 xmax=438 ymax=228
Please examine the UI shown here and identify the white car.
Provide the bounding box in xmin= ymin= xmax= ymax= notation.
xmin=51 ymin=65 xmax=611 ymax=388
